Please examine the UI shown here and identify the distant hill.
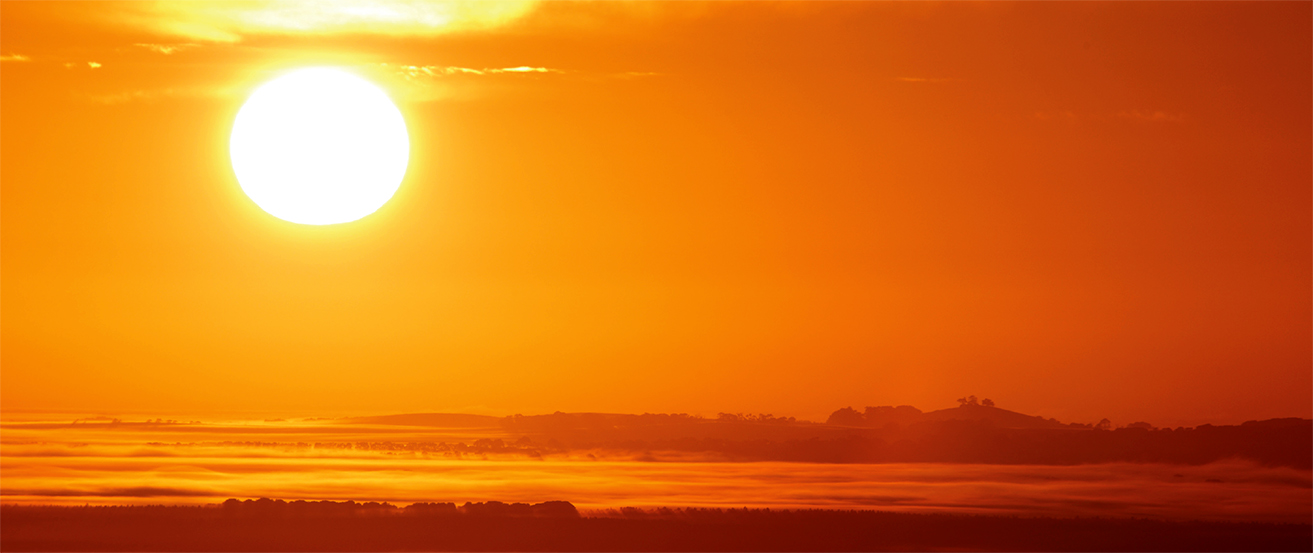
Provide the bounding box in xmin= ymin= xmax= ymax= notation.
xmin=335 ymin=407 xmax=1312 ymax=468
xmin=918 ymin=404 xmax=1068 ymax=429
xmin=830 ymin=402 xmax=1071 ymax=430
xmin=343 ymin=413 xmax=503 ymax=428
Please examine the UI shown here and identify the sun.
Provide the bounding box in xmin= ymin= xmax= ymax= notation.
xmin=230 ymin=68 xmax=410 ymax=225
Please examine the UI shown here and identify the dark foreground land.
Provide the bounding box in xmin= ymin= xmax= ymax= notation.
xmin=3 ymin=500 xmax=1310 ymax=552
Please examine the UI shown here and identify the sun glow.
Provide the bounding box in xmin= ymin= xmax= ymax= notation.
xmin=112 ymin=1 xmax=539 ymax=42
xmin=230 ymin=68 xmax=409 ymax=225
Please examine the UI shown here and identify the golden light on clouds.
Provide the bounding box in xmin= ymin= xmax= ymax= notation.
xmin=107 ymin=0 xmax=538 ymax=42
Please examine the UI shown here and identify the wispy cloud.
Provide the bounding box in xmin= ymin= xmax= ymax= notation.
xmin=6 ymin=486 xmax=217 ymax=498
xmin=77 ymin=63 xmax=568 ymax=106
xmin=88 ymin=86 xmax=236 ymax=105
xmin=102 ymin=1 xmax=538 ymax=42
xmin=134 ymin=43 xmax=199 ymax=55
xmin=380 ymin=64 xmax=565 ymax=101
xmin=387 ymin=64 xmax=563 ymax=80
xmin=378 ymin=63 xmax=659 ymax=102
xmin=80 ymin=58 xmax=647 ymax=106
xmin=493 ymin=66 xmax=555 ymax=74
xmin=0 ymin=53 xmax=31 ymax=62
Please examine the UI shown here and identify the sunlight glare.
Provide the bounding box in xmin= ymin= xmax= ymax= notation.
xmin=230 ymin=68 xmax=410 ymax=225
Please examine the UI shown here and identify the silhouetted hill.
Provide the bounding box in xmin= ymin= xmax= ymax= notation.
xmin=3 ymin=502 xmax=1308 ymax=551
xmin=343 ymin=413 xmax=503 ymax=427
xmin=333 ymin=407 xmax=1312 ymax=468
xmin=919 ymin=404 xmax=1069 ymax=429
xmin=828 ymin=402 xmax=1068 ymax=429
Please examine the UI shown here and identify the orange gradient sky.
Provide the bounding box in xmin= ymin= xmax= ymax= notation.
xmin=2 ymin=2 xmax=1309 ymax=427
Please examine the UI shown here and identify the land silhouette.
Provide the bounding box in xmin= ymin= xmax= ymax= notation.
xmin=339 ymin=401 xmax=1312 ymax=469
xmin=4 ymin=401 xmax=1308 ymax=550
xmin=3 ymin=500 xmax=1309 ymax=552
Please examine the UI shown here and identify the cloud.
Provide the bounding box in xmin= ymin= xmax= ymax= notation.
xmin=491 ymin=66 xmax=556 ymax=74
xmin=394 ymin=65 xmax=486 ymax=78
xmin=101 ymin=1 xmax=539 ymax=42
xmin=5 ymin=486 xmax=215 ymax=498
xmin=88 ymin=62 xmax=102 ymax=69
xmin=386 ymin=64 xmax=563 ymax=80
xmin=375 ymin=63 xmax=665 ymax=102
xmin=377 ymin=63 xmax=569 ymax=101
xmin=87 ymin=86 xmax=236 ymax=105
xmin=0 ymin=53 xmax=30 ymax=62
xmin=134 ymin=43 xmax=199 ymax=55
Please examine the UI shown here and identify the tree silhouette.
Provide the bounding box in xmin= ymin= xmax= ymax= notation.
xmin=826 ymin=407 xmax=865 ymax=426
xmin=981 ymin=398 xmax=995 ymax=408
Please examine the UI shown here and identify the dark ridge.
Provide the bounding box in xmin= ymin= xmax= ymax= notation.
xmin=2 ymin=502 xmax=1309 ymax=552
xmin=342 ymin=413 xmax=504 ymax=428
xmin=41 ymin=408 xmax=1311 ymax=468
xmin=497 ymin=412 xmax=1313 ymax=468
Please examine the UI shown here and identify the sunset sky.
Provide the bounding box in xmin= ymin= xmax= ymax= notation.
xmin=3 ymin=1 xmax=1309 ymax=427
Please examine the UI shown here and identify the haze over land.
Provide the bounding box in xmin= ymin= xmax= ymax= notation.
xmin=4 ymin=402 xmax=1309 ymax=523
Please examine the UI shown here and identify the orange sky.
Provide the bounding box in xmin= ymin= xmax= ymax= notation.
xmin=2 ymin=1 xmax=1309 ymax=427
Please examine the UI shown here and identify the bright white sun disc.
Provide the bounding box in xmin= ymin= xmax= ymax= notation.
xmin=230 ymin=68 xmax=410 ymax=225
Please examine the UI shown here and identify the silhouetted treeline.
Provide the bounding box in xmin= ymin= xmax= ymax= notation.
xmin=492 ymin=409 xmax=1312 ymax=468
xmin=828 ymin=402 xmax=1072 ymax=429
xmin=3 ymin=502 xmax=1308 ymax=551
xmin=129 ymin=410 xmax=1312 ymax=468
xmin=100 ymin=408 xmax=1309 ymax=468
xmin=630 ymin=417 xmax=1313 ymax=468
